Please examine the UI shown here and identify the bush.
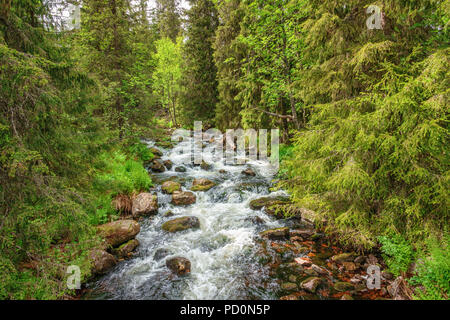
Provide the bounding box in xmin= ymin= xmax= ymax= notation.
xmin=90 ymin=151 xmax=152 ymax=224
xmin=379 ymin=235 xmax=415 ymax=276
xmin=410 ymin=237 xmax=450 ymax=300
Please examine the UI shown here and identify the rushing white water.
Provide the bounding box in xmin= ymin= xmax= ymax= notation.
xmin=88 ymin=136 xmax=289 ymax=300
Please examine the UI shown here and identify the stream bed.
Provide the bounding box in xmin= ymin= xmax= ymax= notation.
xmin=85 ymin=136 xmax=289 ymax=300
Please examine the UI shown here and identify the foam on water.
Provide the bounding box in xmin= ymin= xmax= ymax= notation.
xmin=88 ymin=136 xmax=287 ymax=300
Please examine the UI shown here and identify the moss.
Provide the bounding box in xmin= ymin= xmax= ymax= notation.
xmin=162 ymin=181 xmax=182 ymax=194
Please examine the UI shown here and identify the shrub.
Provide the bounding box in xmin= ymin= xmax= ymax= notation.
xmin=410 ymin=237 xmax=450 ymax=300
xmin=379 ymin=235 xmax=415 ymax=276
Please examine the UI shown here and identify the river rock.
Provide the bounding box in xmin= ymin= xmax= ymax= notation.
xmin=97 ymin=220 xmax=140 ymax=247
xmin=156 ymin=141 xmax=174 ymax=149
xmin=151 ymin=159 xmax=166 ymax=172
xmin=175 ymin=166 xmax=187 ymax=173
xmin=149 ymin=147 xmax=163 ymax=159
xmin=172 ymin=191 xmax=196 ymax=206
xmin=334 ymin=281 xmax=355 ymax=292
xmin=331 ymin=253 xmax=354 ymax=263
xmin=341 ymin=294 xmax=354 ymax=300
xmin=343 ymin=261 xmax=357 ymax=271
xmin=290 ymin=229 xmax=315 ymax=240
xmin=245 ymin=216 xmax=265 ymax=225
xmin=200 ymin=160 xmax=211 ymax=171
xmin=191 ymin=178 xmax=215 ymax=192
xmin=294 ymin=257 xmax=312 ymax=267
xmin=242 ymin=168 xmax=256 ymax=176
xmin=259 ymin=227 xmax=290 ymax=240
xmin=162 ymin=216 xmax=200 ymax=233
xmin=249 ymin=196 xmax=290 ymax=210
xmin=154 ymin=248 xmax=171 ymax=261
xmin=166 ymin=257 xmax=191 ymax=275
xmin=281 ymin=282 xmax=298 ymax=291
xmin=113 ymin=239 xmax=139 ymax=258
xmin=132 ymin=193 xmax=158 ymax=217
xmin=301 ymin=277 xmax=322 ymax=293
xmin=162 ymin=181 xmax=181 ymax=194
xmin=90 ymin=249 xmax=117 ymax=275
xmin=311 ymin=264 xmax=329 ymax=276
xmin=163 ymin=160 xmax=173 ymax=170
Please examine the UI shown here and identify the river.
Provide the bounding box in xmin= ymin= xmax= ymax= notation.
xmin=86 ymin=135 xmax=289 ymax=300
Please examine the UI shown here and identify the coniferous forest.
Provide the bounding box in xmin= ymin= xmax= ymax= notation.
xmin=0 ymin=0 xmax=449 ymax=301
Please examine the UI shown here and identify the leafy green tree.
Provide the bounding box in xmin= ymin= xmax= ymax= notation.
xmin=179 ymin=0 xmax=219 ymax=126
xmin=153 ymin=37 xmax=183 ymax=127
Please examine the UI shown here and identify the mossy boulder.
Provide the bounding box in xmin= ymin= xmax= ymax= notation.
xmin=162 ymin=181 xmax=181 ymax=194
xmin=249 ymin=196 xmax=290 ymax=210
xmin=89 ymin=249 xmax=117 ymax=275
xmin=331 ymin=253 xmax=355 ymax=263
xmin=132 ymin=193 xmax=158 ymax=217
xmin=260 ymin=227 xmax=290 ymax=240
xmin=175 ymin=166 xmax=187 ymax=173
xmin=113 ymin=239 xmax=139 ymax=258
xmin=149 ymin=147 xmax=163 ymax=159
xmin=97 ymin=220 xmax=140 ymax=247
xmin=156 ymin=141 xmax=174 ymax=149
xmin=191 ymin=178 xmax=216 ymax=192
xmin=162 ymin=216 xmax=200 ymax=233
xmin=172 ymin=191 xmax=196 ymax=206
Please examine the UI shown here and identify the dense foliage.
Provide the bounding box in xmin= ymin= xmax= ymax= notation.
xmin=0 ymin=0 xmax=448 ymax=300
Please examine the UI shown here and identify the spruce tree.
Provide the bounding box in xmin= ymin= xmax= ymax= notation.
xmin=155 ymin=0 xmax=182 ymax=42
xmin=80 ymin=0 xmax=132 ymax=138
xmin=179 ymin=0 xmax=219 ymax=126
xmin=213 ymin=0 xmax=246 ymax=130
xmin=281 ymin=0 xmax=449 ymax=249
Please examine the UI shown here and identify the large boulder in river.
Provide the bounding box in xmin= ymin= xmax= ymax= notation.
xmin=90 ymin=249 xmax=117 ymax=275
xmin=97 ymin=220 xmax=140 ymax=247
xmin=162 ymin=181 xmax=181 ymax=194
xmin=132 ymin=193 xmax=158 ymax=217
xmin=191 ymin=178 xmax=215 ymax=192
xmin=259 ymin=227 xmax=290 ymax=240
xmin=162 ymin=216 xmax=200 ymax=233
xmin=175 ymin=166 xmax=187 ymax=173
xmin=172 ymin=191 xmax=196 ymax=206
xmin=166 ymin=257 xmax=191 ymax=276
xmin=151 ymin=159 xmax=166 ymax=172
